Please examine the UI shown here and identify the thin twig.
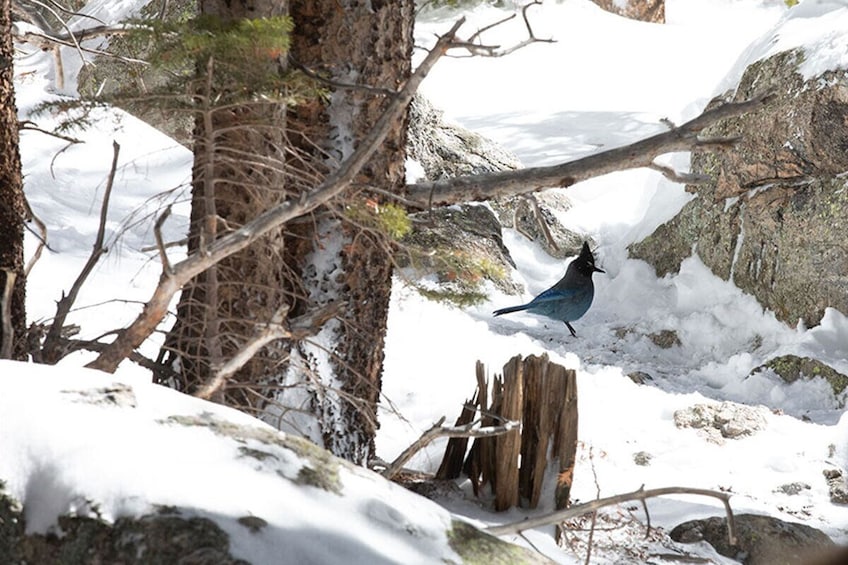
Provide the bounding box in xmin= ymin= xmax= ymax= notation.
xmin=382 ymin=415 xmax=520 ymax=480
xmin=22 ymin=196 xmax=49 ymax=277
xmin=18 ymin=121 xmax=83 ymax=144
xmin=153 ymin=205 xmax=173 ymax=274
xmin=485 ymin=485 xmax=737 ymax=548
xmin=525 ymin=193 xmax=559 ymax=252
xmin=289 ymin=58 xmax=397 ymax=97
xmin=648 ymin=161 xmax=712 ymax=184
xmin=41 ymin=141 xmax=120 ymax=364
xmin=194 ymin=301 xmax=345 ymax=400
xmin=451 ymin=1 xmax=553 ymax=58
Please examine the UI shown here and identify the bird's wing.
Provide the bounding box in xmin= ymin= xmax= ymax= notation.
xmin=529 ymin=287 xmax=578 ymax=304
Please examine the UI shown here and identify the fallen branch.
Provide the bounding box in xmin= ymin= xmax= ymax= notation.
xmin=382 ymin=414 xmax=520 ymax=480
xmin=405 ymin=92 xmax=774 ymax=208
xmin=485 ymin=485 xmax=737 ymax=547
xmin=85 ymin=19 xmax=466 ymax=373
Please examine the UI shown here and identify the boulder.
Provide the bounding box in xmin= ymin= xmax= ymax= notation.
xmin=670 ymin=513 xmax=835 ymax=565
xmin=673 ymin=401 xmax=769 ymax=442
xmin=407 ymin=94 xmax=523 ymax=181
xmin=631 ymin=48 xmax=848 ymax=327
xmin=408 ymin=94 xmax=586 ymax=260
xmin=0 ymin=367 xmax=554 ymax=565
xmin=398 ymin=203 xmax=523 ymax=302
xmin=590 ymin=0 xmax=664 ymax=23
xmin=750 ymin=355 xmax=848 ymax=405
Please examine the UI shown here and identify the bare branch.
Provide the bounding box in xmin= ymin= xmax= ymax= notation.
xmin=193 ymin=301 xmax=344 ymax=401
xmin=449 ymin=1 xmax=553 ymax=58
xmin=0 ymin=270 xmax=17 ymax=359
xmin=85 ymin=18 xmax=467 ymax=373
xmin=12 ymin=22 xmax=147 ymax=66
xmin=42 ymin=141 xmax=120 ymax=364
xmin=153 ymin=206 xmax=173 ymax=274
xmin=19 ymin=120 xmax=84 ymax=144
xmin=405 ymin=92 xmax=775 ymax=208
xmin=648 ymin=161 xmax=711 ymax=184
xmin=23 ymin=196 xmax=49 ymax=277
xmin=382 ymin=414 xmax=520 ymax=480
xmin=485 ymin=485 xmax=737 ymax=548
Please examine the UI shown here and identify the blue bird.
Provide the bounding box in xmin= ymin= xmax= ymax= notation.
xmin=493 ymin=241 xmax=604 ymax=337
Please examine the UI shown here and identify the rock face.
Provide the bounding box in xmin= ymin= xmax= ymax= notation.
xmin=590 ymin=0 xmax=664 ymax=23
xmin=407 ymin=94 xmax=523 ymax=181
xmin=404 ymin=95 xmax=589 ymax=297
xmin=670 ymin=513 xmax=834 ymax=565
xmin=631 ymin=48 xmax=848 ymax=327
xmin=751 ymin=355 xmax=848 ymax=405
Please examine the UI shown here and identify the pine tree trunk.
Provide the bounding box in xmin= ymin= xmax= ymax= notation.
xmin=0 ymin=0 xmax=26 ymax=360
xmin=164 ymin=0 xmax=413 ymax=464
xmin=163 ymin=0 xmax=290 ymax=408
xmin=278 ymin=0 xmax=413 ymax=463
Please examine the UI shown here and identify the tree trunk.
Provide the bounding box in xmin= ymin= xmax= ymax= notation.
xmin=0 ymin=0 xmax=26 ymax=360
xmin=164 ymin=0 xmax=413 ymax=464
xmin=273 ymin=0 xmax=413 ymax=463
xmin=162 ymin=0 xmax=290 ymax=409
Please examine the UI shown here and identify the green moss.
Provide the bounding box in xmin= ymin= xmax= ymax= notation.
xmin=159 ymin=413 xmax=342 ymax=494
xmin=345 ymin=200 xmax=412 ymax=240
xmin=447 ymin=520 xmax=551 ymax=564
xmin=753 ymin=355 xmax=848 ymax=398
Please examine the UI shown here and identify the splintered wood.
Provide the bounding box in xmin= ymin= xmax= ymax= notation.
xmin=437 ymin=353 xmax=578 ymax=511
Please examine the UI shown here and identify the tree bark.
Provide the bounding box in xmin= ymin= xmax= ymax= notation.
xmin=162 ymin=0 xmax=290 ymax=410
xmin=0 ymin=0 xmax=26 ymax=360
xmin=276 ymin=0 xmax=413 ymax=462
xmin=162 ymin=0 xmax=413 ymax=464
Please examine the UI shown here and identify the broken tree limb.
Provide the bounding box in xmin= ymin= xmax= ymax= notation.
xmin=405 ymin=92 xmax=775 ymax=208
xmin=193 ymin=301 xmax=344 ymax=401
xmin=485 ymin=485 xmax=737 ymax=547
xmin=84 ymin=19 xmax=465 ymax=374
xmin=382 ymin=414 xmax=521 ymax=481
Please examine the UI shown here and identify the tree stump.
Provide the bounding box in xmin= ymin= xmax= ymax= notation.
xmin=438 ymin=354 xmax=578 ymax=511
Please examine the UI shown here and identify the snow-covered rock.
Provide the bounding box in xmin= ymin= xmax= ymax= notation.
xmin=0 ymin=361 xmax=547 ymax=564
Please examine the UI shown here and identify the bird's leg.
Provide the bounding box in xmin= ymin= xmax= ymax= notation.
xmin=565 ymin=322 xmax=577 ymax=337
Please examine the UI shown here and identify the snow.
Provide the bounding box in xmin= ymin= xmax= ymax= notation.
xmin=7 ymin=0 xmax=848 ymax=563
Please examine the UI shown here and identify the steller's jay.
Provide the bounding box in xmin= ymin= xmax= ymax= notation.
xmin=493 ymin=241 xmax=604 ymax=337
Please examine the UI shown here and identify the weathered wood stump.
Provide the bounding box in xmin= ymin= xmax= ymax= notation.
xmin=438 ymin=354 xmax=578 ymax=511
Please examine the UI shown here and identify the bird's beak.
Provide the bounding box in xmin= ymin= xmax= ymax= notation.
xmin=594 ymin=266 xmax=605 ymax=274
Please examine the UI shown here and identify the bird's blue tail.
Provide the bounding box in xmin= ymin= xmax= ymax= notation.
xmin=493 ymin=304 xmax=530 ymax=317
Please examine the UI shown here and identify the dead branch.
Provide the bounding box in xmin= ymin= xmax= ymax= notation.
xmin=485 ymin=485 xmax=737 ymax=548
xmin=193 ymin=301 xmax=344 ymax=400
xmin=449 ymin=1 xmax=553 ymax=58
xmin=0 ymin=270 xmax=17 ymax=359
xmin=153 ymin=205 xmax=173 ymax=274
xmin=85 ymin=19 xmax=466 ymax=374
xmin=382 ymin=414 xmax=521 ymax=480
xmin=648 ymin=161 xmax=711 ymax=184
xmin=50 ymin=335 xmax=180 ymax=379
xmin=405 ymin=92 xmax=775 ymax=208
xmin=41 ymin=141 xmax=120 ymax=364
xmin=23 ymin=196 xmax=49 ymax=277
xmin=18 ymin=120 xmax=83 ymax=144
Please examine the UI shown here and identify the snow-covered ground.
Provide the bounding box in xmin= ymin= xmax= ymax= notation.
xmin=4 ymin=0 xmax=848 ymax=563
